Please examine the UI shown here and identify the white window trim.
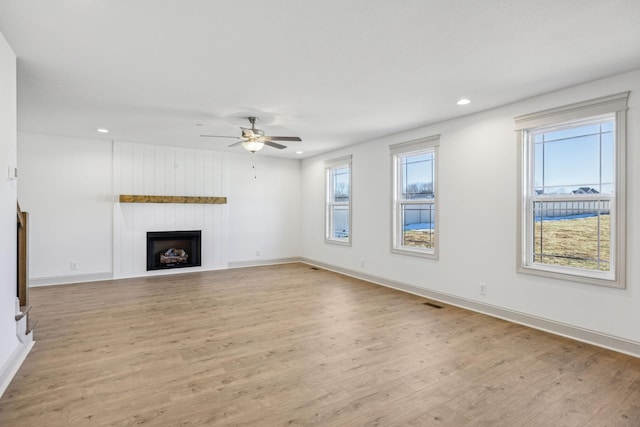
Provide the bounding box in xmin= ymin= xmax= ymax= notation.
xmin=324 ymin=155 xmax=352 ymax=246
xmin=515 ymin=92 xmax=628 ymax=288
xmin=390 ymin=135 xmax=440 ymax=259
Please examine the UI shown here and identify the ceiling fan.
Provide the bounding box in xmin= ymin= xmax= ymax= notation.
xmin=200 ymin=117 xmax=302 ymax=152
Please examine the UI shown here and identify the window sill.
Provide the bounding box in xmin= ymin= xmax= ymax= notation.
xmin=517 ymin=265 xmax=623 ymax=289
xmin=325 ymin=238 xmax=351 ymax=247
xmin=391 ymin=247 xmax=438 ymax=260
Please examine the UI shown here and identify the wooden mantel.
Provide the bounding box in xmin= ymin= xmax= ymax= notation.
xmin=119 ymin=195 xmax=227 ymax=204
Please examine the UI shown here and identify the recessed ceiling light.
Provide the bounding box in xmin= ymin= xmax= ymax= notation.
xmin=296 ymin=151 xmax=303 ymax=155
xmin=96 ymin=128 xmax=109 ymax=133
xmin=456 ymin=98 xmax=471 ymax=106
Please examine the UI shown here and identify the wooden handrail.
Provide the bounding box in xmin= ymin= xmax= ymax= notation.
xmin=17 ymin=201 xmax=29 ymax=307
xmin=17 ymin=201 xmax=25 ymax=228
xmin=15 ymin=305 xmax=31 ymax=321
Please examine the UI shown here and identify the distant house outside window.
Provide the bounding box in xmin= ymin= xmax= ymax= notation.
xmin=390 ymin=136 xmax=439 ymax=258
xmin=515 ymin=93 xmax=628 ymax=288
xmin=325 ymin=155 xmax=352 ymax=245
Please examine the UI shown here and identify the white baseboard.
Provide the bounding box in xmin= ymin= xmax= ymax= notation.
xmin=0 ymin=339 xmax=34 ymax=398
xmin=227 ymin=257 xmax=302 ymax=269
xmin=29 ymin=272 xmax=113 ymax=287
xmin=301 ymin=258 xmax=640 ymax=359
xmin=29 ymin=259 xmax=304 ymax=286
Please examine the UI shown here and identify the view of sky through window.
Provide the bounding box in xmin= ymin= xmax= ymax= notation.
xmin=533 ymin=118 xmax=614 ymax=194
xmin=332 ymin=167 xmax=349 ymax=201
xmin=402 ymin=153 xmax=434 ymax=199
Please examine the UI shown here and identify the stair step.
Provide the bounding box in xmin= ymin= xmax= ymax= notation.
xmin=15 ymin=305 xmax=31 ymax=321
xmin=26 ymin=319 xmax=38 ymax=335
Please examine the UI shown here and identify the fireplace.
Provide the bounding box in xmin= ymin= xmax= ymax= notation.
xmin=146 ymin=230 xmax=202 ymax=271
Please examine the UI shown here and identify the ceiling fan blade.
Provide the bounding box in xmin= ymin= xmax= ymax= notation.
xmin=263 ymin=136 xmax=302 ymax=142
xmin=227 ymin=140 xmax=245 ymax=148
xmin=264 ymin=141 xmax=287 ymax=150
xmin=200 ymin=135 xmax=240 ymax=139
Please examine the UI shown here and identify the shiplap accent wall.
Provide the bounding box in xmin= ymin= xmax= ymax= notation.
xmin=113 ymin=142 xmax=228 ymax=278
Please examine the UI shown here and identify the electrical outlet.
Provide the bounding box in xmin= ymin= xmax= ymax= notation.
xmin=479 ymin=282 xmax=487 ymax=296
xmin=70 ymin=261 xmax=79 ymax=270
xmin=255 ymin=250 xmax=261 ymax=257
xmin=360 ymin=260 xmax=365 ymax=268
xmin=7 ymin=165 xmax=18 ymax=180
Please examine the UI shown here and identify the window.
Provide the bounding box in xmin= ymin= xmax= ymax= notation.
xmin=515 ymin=93 xmax=628 ymax=287
xmin=390 ymin=136 xmax=439 ymax=258
xmin=325 ymin=155 xmax=352 ymax=245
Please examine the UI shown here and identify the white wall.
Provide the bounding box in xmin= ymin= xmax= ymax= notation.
xmin=301 ymin=69 xmax=640 ymax=347
xmin=18 ymin=136 xmax=302 ymax=282
xmin=18 ymin=133 xmax=113 ymax=284
xmin=227 ymin=152 xmax=301 ymax=264
xmin=0 ymin=28 xmax=19 ymax=382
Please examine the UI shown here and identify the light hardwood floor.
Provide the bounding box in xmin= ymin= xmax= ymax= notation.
xmin=1 ymin=263 xmax=639 ymax=426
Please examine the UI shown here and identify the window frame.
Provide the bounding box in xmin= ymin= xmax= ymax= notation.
xmin=390 ymin=135 xmax=440 ymax=259
xmin=324 ymin=155 xmax=352 ymax=246
xmin=515 ymin=92 xmax=628 ymax=288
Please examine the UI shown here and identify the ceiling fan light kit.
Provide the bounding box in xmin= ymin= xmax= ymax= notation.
xmin=201 ymin=116 xmax=301 ymax=153
xmin=241 ymin=140 xmax=265 ymax=152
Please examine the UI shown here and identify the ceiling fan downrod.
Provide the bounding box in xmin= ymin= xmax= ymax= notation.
xmin=248 ymin=116 xmax=258 ymax=130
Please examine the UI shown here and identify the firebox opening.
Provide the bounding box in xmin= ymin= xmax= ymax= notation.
xmin=147 ymin=230 xmax=202 ymax=271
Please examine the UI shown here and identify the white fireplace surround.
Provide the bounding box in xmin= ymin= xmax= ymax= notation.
xmin=113 ymin=142 xmax=228 ymax=278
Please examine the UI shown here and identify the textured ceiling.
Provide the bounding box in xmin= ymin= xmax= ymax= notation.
xmin=1 ymin=0 xmax=639 ymax=158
